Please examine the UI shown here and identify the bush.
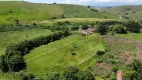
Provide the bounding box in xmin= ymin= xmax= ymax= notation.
xmin=82 ymin=25 xmax=88 ymax=30
xmin=97 ymin=25 xmax=108 ymax=35
xmin=124 ymin=21 xmax=141 ymax=33
xmin=6 ymin=54 xmax=26 ymax=72
xmin=96 ymin=50 xmax=105 ymax=56
xmin=71 ymin=26 xmax=79 ymax=31
xmin=47 ymin=72 xmax=60 ymax=80
xmin=77 ymin=71 xmax=95 ymax=80
xmin=113 ymin=24 xmax=127 ymax=34
xmin=112 ymin=66 xmax=119 ymax=73
xmin=124 ymin=59 xmax=142 ymax=80
xmin=62 ymin=66 xmax=79 ymax=80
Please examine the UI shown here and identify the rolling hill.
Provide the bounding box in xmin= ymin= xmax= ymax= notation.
xmin=0 ymin=1 xmax=118 ymax=24
xmin=106 ymin=5 xmax=142 ymax=21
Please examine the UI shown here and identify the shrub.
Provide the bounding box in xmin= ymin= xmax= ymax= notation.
xmin=112 ymin=66 xmax=119 ymax=73
xmin=112 ymin=24 xmax=127 ymax=34
xmin=124 ymin=21 xmax=141 ymax=33
xmin=77 ymin=71 xmax=95 ymax=80
xmin=47 ymin=72 xmax=60 ymax=80
xmin=96 ymin=57 xmax=106 ymax=63
xmin=82 ymin=25 xmax=88 ymax=30
xmin=62 ymin=14 xmax=65 ymax=18
xmin=6 ymin=54 xmax=26 ymax=72
xmin=62 ymin=66 xmax=79 ymax=80
xmin=124 ymin=59 xmax=142 ymax=80
xmin=97 ymin=25 xmax=108 ymax=35
xmin=96 ymin=50 xmax=105 ymax=56
xmin=71 ymin=26 xmax=79 ymax=31
xmin=33 ymin=23 xmax=37 ymax=26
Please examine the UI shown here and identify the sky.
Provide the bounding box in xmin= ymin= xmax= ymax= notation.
xmin=2 ymin=0 xmax=142 ymax=6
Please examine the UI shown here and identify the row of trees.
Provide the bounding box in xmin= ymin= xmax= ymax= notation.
xmin=0 ymin=31 xmax=70 ymax=72
xmin=13 ymin=66 xmax=95 ymax=80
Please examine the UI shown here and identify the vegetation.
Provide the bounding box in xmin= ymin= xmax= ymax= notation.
xmin=0 ymin=1 xmax=142 ymax=80
xmin=112 ymin=24 xmax=127 ymax=34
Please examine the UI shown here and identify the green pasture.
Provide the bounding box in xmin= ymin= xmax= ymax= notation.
xmin=24 ymin=34 xmax=105 ymax=75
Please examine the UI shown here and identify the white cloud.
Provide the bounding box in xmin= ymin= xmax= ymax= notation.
xmin=59 ymin=0 xmax=93 ymax=4
xmin=95 ymin=0 xmax=139 ymax=3
xmin=25 ymin=0 xmax=142 ymax=6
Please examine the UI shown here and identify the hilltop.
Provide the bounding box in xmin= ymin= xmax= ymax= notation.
xmin=0 ymin=1 xmax=118 ymax=24
xmin=106 ymin=5 xmax=142 ymax=21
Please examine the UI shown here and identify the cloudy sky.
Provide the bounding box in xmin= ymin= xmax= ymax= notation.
xmin=4 ymin=0 xmax=142 ymax=6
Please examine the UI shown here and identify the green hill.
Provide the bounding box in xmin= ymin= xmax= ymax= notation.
xmin=0 ymin=1 xmax=118 ymax=24
xmin=106 ymin=6 xmax=142 ymax=20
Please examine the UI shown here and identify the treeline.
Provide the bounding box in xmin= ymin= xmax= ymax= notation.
xmin=96 ymin=21 xmax=142 ymax=35
xmin=0 ymin=31 xmax=70 ymax=72
xmin=11 ymin=66 xmax=95 ymax=80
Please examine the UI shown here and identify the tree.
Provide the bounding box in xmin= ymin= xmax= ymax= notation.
xmin=62 ymin=15 xmax=65 ymax=19
xmin=124 ymin=21 xmax=141 ymax=33
xmin=77 ymin=71 xmax=95 ymax=80
xmin=87 ymin=5 xmax=90 ymax=8
xmin=15 ymin=19 xmax=19 ymax=25
xmin=96 ymin=50 xmax=105 ymax=56
xmin=33 ymin=23 xmax=37 ymax=26
xmin=7 ymin=54 xmax=26 ymax=72
xmin=0 ymin=55 xmax=9 ymax=72
xmin=71 ymin=26 xmax=79 ymax=31
xmin=124 ymin=59 xmax=142 ymax=80
xmin=97 ymin=25 xmax=108 ymax=35
xmin=62 ymin=66 xmax=79 ymax=80
xmin=82 ymin=25 xmax=88 ymax=30
xmin=112 ymin=24 xmax=127 ymax=34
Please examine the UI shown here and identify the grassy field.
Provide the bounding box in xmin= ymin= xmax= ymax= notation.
xmin=0 ymin=29 xmax=51 ymax=55
xmin=38 ymin=18 xmax=116 ymax=24
xmin=0 ymin=73 xmax=18 ymax=80
xmin=116 ymin=33 xmax=142 ymax=41
xmin=24 ymin=34 xmax=105 ymax=75
xmin=0 ymin=1 xmax=118 ymax=24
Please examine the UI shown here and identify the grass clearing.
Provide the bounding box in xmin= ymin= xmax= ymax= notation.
xmin=0 ymin=29 xmax=51 ymax=55
xmin=24 ymin=34 xmax=105 ymax=75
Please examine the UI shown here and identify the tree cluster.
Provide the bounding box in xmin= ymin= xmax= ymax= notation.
xmin=124 ymin=59 xmax=142 ymax=80
xmin=124 ymin=21 xmax=142 ymax=33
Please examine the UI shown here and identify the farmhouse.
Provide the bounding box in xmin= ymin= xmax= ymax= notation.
xmin=80 ymin=28 xmax=95 ymax=34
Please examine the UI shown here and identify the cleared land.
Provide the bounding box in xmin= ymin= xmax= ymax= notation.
xmin=24 ymin=34 xmax=105 ymax=75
